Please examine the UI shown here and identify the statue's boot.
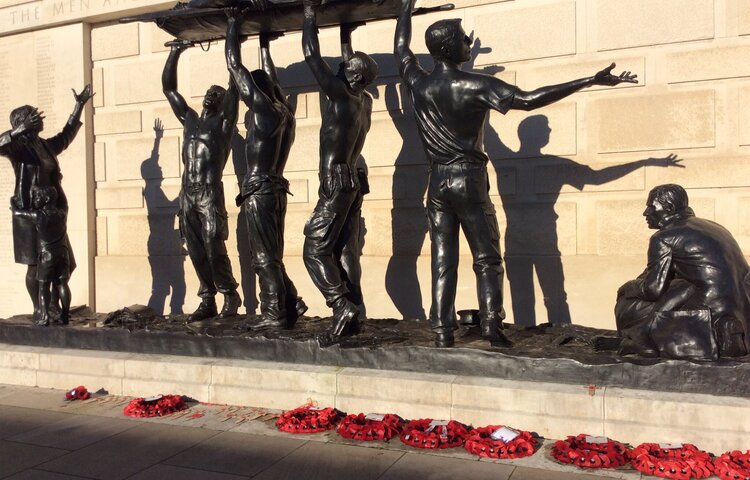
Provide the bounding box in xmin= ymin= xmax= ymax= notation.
xmin=434 ymin=329 xmax=454 ymax=348
xmin=188 ymin=297 xmax=218 ymax=322
xmin=480 ymin=311 xmax=513 ymax=348
xmin=219 ymin=291 xmax=242 ymax=318
xmin=285 ymin=297 xmax=308 ymax=329
xmin=317 ymin=298 xmax=359 ymax=348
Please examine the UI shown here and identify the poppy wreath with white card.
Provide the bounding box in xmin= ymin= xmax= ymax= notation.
xmin=552 ymin=434 xmax=631 ymax=469
xmin=399 ymin=419 xmax=469 ymax=449
xmin=123 ymin=394 xmax=187 ymax=418
xmin=276 ymin=405 xmax=344 ymax=434
xmin=631 ymin=443 xmax=714 ymax=479
xmin=714 ymin=450 xmax=750 ymax=480
xmin=464 ymin=425 xmax=537 ymax=459
xmin=336 ymin=413 xmax=404 ymax=441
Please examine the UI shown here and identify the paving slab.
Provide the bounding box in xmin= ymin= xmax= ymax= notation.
xmin=36 ymin=422 xmax=219 ymax=480
xmin=164 ymin=430 xmax=307 ymax=477
xmin=509 ymin=466 xmax=639 ymax=480
xmin=8 ymin=413 xmax=139 ymax=450
xmin=125 ymin=464 xmax=249 ymax=480
xmin=0 ymin=406 xmax=70 ymax=440
xmin=251 ymin=440 xmax=405 ymax=480
xmin=0 ymin=440 xmax=69 ymax=478
xmin=379 ymin=452 xmax=515 ymax=480
xmin=4 ymin=470 xmax=92 ymax=480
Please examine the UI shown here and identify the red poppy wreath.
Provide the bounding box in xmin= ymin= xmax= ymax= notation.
xmin=399 ymin=419 xmax=469 ymax=449
xmin=276 ymin=405 xmax=344 ymax=434
xmin=123 ymin=394 xmax=187 ymax=418
xmin=464 ymin=425 xmax=537 ymax=459
xmin=631 ymin=443 xmax=714 ymax=480
xmin=336 ymin=413 xmax=404 ymax=441
xmin=552 ymin=434 xmax=630 ymax=469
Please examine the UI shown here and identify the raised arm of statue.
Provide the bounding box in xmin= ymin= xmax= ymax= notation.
xmin=512 ymin=63 xmax=637 ymax=111
xmin=222 ymin=78 xmax=240 ymax=139
xmin=302 ymin=0 xmax=346 ymax=100
xmin=260 ymin=31 xmax=283 ymax=86
xmin=340 ymin=22 xmax=363 ymax=62
xmin=394 ymin=0 xmax=421 ymax=83
xmin=162 ymin=42 xmax=193 ymax=125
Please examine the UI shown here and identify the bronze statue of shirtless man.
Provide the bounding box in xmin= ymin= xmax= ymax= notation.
xmin=163 ymin=40 xmax=242 ymax=321
xmin=302 ymin=0 xmax=378 ymax=346
xmin=225 ymin=10 xmax=307 ymax=329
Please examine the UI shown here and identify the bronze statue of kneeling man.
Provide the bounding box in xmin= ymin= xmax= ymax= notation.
xmin=615 ymin=184 xmax=750 ymax=360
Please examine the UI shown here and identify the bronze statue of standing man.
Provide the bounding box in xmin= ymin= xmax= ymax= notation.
xmin=163 ymin=40 xmax=242 ymax=321
xmin=395 ymin=0 xmax=637 ymax=347
xmin=302 ymin=0 xmax=378 ymax=347
xmin=225 ymin=10 xmax=307 ymax=329
xmin=0 ymin=85 xmax=92 ymax=325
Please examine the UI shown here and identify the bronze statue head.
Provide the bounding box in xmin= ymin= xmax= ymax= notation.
xmin=31 ymin=186 xmax=57 ymax=209
xmin=10 ymin=105 xmax=43 ymax=134
xmin=425 ymin=19 xmax=472 ymax=65
xmin=202 ymin=85 xmax=227 ymax=112
xmin=644 ymin=184 xmax=689 ymax=229
xmin=338 ymin=52 xmax=378 ymax=89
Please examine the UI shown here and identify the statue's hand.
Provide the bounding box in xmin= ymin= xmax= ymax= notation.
xmin=260 ymin=31 xmax=284 ymax=47
xmin=73 ymin=84 xmax=94 ymax=105
xmin=341 ymin=21 xmax=366 ymax=36
xmin=165 ymin=39 xmax=192 ymax=51
xmin=303 ymin=0 xmax=322 ymax=10
xmin=224 ymin=6 xmax=246 ymax=20
xmin=13 ymin=108 xmax=44 ymax=137
xmin=617 ymin=280 xmax=639 ymax=299
xmin=593 ymin=63 xmax=638 ymax=86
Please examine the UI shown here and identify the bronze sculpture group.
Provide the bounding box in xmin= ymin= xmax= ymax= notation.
xmin=1 ymin=0 xmax=748 ymax=361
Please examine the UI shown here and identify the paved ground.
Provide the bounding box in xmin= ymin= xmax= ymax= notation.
xmin=0 ymin=384 xmax=686 ymax=480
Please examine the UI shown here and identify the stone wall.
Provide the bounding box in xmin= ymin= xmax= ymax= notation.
xmin=0 ymin=0 xmax=748 ymax=328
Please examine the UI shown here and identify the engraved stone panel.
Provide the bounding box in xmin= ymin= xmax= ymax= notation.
xmin=96 ymin=215 xmax=107 ymax=256
xmin=92 ymin=23 xmax=140 ymax=61
xmin=113 ymin=135 xmax=180 ymax=181
xmin=288 ymin=178 xmax=309 ymax=204
xmin=535 ymin=160 xmax=646 ymax=195
xmin=596 ymin=0 xmax=714 ymax=51
xmin=596 ymin=197 xmax=715 ymax=255
xmin=665 ymin=45 xmax=750 ymax=84
xmin=487 ymin=102 xmax=577 ymax=159
xmin=94 ymin=142 xmax=106 ymax=182
xmin=593 ymin=90 xmax=715 ymax=153
xmin=92 ymin=67 xmax=104 ymax=108
xmin=647 ymin=157 xmax=750 ymax=189
xmin=96 ymin=186 xmax=144 ymax=210
xmin=112 ymin=58 xmax=166 ymax=105
xmin=740 ymin=86 xmax=750 ymax=146
xmin=502 ymin=201 xmax=577 ymax=256
xmin=517 ymin=57 xmax=645 ymax=91
xmin=741 ymin=2 xmax=750 ymax=35
xmin=468 ymin=2 xmax=576 ymax=64
xmin=94 ymin=110 xmax=142 ymax=136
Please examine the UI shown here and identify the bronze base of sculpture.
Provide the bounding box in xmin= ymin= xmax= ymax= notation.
xmin=2 ymin=308 xmax=749 ymax=397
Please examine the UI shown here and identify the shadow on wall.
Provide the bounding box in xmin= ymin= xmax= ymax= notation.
xmin=486 ymin=114 xmax=680 ymax=327
xmin=141 ymin=119 xmax=187 ymax=315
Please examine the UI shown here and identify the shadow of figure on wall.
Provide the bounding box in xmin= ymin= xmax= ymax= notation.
xmin=230 ymin=125 xmax=258 ymax=316
xmin=383 ymin=82 xmax=429 ymax=320
xmin=141 ymin=119 xmax=186 ymax=315
xmin=485 ymin=115 xmax=681 ymax=326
